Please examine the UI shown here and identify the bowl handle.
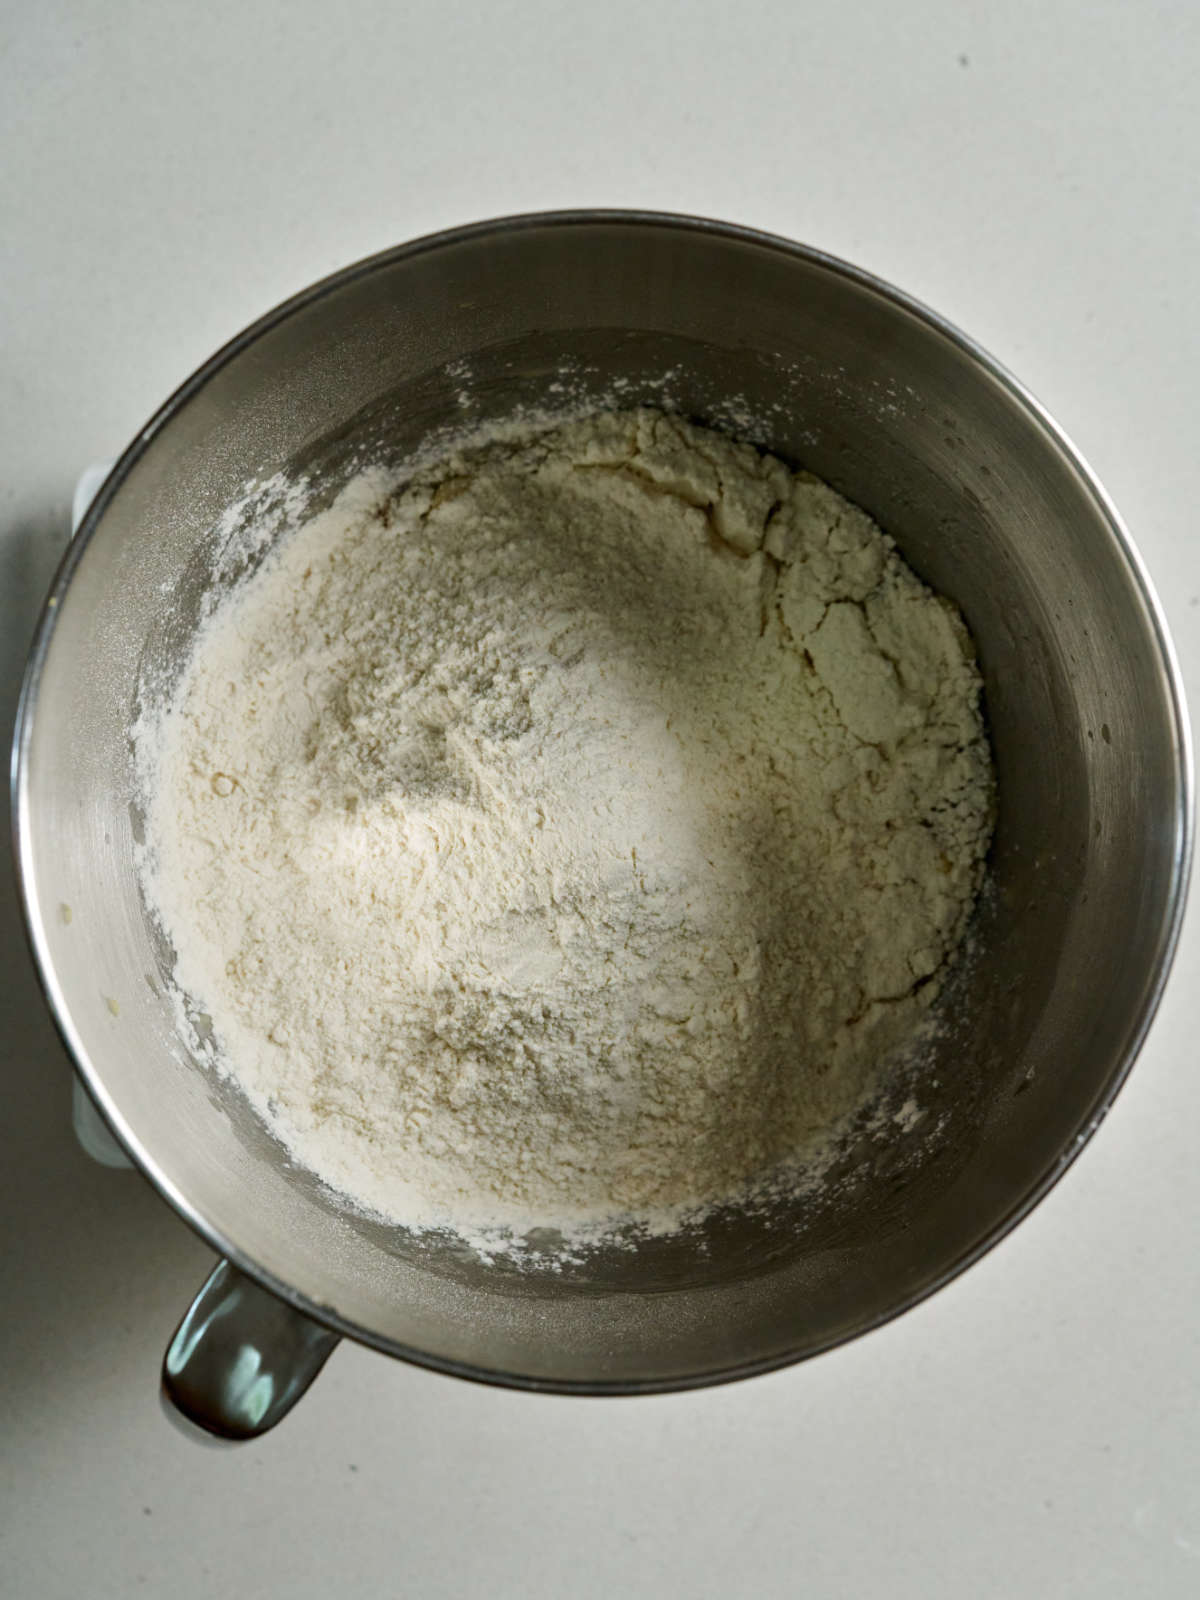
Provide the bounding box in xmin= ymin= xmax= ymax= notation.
xmin=162 ymin=1258 xmax=340 ymax=1440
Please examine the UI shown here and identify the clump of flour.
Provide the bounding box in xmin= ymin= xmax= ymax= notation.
xmin=135 ymin=408 xmax=994 ymax=1249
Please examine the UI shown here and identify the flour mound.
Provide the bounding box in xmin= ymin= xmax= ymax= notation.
xmin=137 ymin=409 xmax=994 ymax=1244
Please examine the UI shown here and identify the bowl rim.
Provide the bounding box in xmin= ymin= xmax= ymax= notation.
xmin=11 ymin=208 xmax=1194 ymax=1394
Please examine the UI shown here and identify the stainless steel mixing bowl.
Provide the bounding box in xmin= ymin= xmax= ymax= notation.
xmin=13 ymin=212 xmax=1192 ymax=1438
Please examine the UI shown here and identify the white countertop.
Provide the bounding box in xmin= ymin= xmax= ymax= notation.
xmin=3 ymin=2 xmax=1199 ymax=1594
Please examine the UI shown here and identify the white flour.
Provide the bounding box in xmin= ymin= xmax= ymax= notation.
xmin=136 ymin=409 xmax=994 ymax=1250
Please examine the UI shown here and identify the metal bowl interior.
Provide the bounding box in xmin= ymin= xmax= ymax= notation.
xmin=13 ymin=214 xmax=1191 ymax=1390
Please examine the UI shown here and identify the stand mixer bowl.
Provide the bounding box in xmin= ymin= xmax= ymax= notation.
xmin=13 ymin=212 xmax=1191 ymax=1437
